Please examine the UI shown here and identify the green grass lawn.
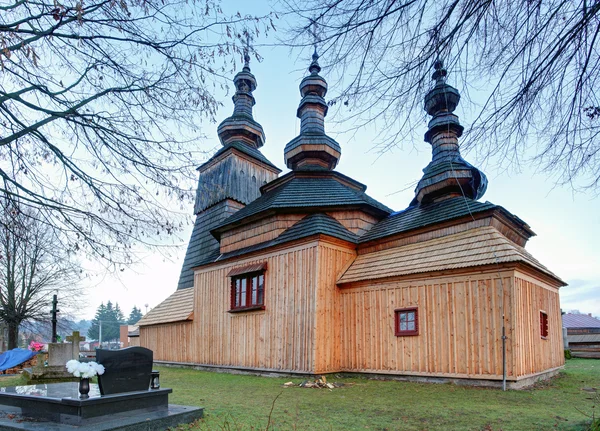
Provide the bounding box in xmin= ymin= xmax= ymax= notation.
xmin=0 ymin=359 xmax=597 ymax=430
xmin=162 ymin=359 xmax=599 ymax=431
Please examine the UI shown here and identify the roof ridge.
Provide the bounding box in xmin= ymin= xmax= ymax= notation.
xmin=213 ymin=173 xmax=391 ymax=236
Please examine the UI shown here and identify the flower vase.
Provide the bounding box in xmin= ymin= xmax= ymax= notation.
xmin=79 ymin=378 xmax=90 ymax=399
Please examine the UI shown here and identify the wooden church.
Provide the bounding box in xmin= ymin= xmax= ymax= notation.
xmin=137 ymin=51 xmax=565 ymax=388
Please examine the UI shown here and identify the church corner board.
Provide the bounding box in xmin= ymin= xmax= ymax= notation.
xmin=136 ymin=53 xmax=565 ymax=388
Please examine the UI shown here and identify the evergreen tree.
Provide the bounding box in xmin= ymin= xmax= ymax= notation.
xmin=128 ymin=307 xmax=143 ymax=325
xmin=114 ymin=303 xmax=126 ymax=326
xmin=102 ymin=301 xmax=120 ymax=342
xmin=87 ymin=301 xmax=125 ymax=342
xmin=87 ymin=303 xmax=106 ymax=341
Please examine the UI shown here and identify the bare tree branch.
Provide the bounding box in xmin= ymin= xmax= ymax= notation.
xmin=1 ymin=0 xmax=277 ymax=268
xmin=283 ymin=0 xmax=600 ymax=190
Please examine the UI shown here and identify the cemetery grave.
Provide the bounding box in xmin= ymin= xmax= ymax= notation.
xmin=0 ymin=346 xmax=203 ymax=430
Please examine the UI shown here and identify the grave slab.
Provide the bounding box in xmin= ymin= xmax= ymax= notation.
xmin=0 ymin=382 xmax=203 ymax=430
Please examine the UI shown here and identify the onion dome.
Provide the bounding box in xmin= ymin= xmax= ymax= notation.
xmin=217 ymin=51 xmax=266 ymax=149
xmin=411 ymin=60 xmax=487 ymax=206
xmin=283 ymin=50 xmax=341 ymax=171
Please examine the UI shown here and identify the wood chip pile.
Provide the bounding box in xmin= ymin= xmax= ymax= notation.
xmin=282 ymin=375 xmax=347 ymax=389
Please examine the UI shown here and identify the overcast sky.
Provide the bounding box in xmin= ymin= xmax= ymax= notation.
xmin=77 ymin=1 xmax=600 ymax=321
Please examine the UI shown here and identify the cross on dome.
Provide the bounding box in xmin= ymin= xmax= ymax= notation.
xmin=411 ymin=59 xmax=487 ymax=205
xmin=283 ymin=31 xmax=341 ymax=171
xmin=216 ymin=29 xmax=265 ymax=149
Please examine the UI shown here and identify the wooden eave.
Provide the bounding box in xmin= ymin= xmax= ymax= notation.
xmin=336 ymin=261 xmax=564 ymax=290
xmin=191 ymin=233 xmax=356 ymax=271
xmin=197 ymin=146 xmax=281 ymax=175
xmin=513 ymin=262 xmax=567 ymax=288
xmin=358 ymin=207 xmax=534 ymax=254
xmin=211 ymin=205 xmax=388 ymax=241
xmin=492 ymin=207 xmax=536 ymax=239
xmin=137 ymin=313 xmax=194 ymax=328
xmin=137 ymin=288 xmax=195 ymax=327
xmin=339 ymin=226 xmax=564 ymax=287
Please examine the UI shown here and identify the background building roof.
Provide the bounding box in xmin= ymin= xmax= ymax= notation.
xmin=563 ymin=313 xmax=600 ymax=328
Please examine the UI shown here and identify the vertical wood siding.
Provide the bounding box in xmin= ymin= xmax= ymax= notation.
xmin=338 ymin=272 xmax=515 ymax=379
xmin=191 ymin=242 xmax=319 ymax=372
xmin=219 ymin=214 xmax=305 ymax=254
xmin=314 ymin=243 xmax=357 ymax=373
xmin=513 ymin=273 xmax=564 ymax=377
xmin=327 ymin=211 xmax=380 ymax=236
xmin=140 ymin=321 xmax=194 ymax=363
xmin=141 ymin=238 xmax=564 ymax=381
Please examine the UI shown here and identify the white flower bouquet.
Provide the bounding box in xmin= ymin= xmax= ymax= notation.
xmin=65 ymin=360 xmax=105 ymax=378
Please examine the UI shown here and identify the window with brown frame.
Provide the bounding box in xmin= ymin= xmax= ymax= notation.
xmin=229 ymin=271 xmax=265 ymax=312
xmin=540 ymin=311 xmax=548 ymax=339
xmin=395 ymin=307 xmax=419 ymax=336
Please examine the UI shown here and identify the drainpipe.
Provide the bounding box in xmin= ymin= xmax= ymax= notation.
xmin=502 ymin=316 xmax=507 ymax=391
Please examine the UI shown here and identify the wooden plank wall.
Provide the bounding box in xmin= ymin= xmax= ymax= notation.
xmin=220 ymin=214 xmax=305 ymax=254
xmin=513 ymin=273 xmax=564 ymax=377
xmin=194 ymin=150 xmax=279 ymax=214
xmin=359 ymin=218 xmax=493 ymax=254
xmin=314 ymin=243 xmax=356 ymax=373
xmin=220 ymin=210 xmax=379 ymax=254
xmin=140 ymin=321 xmax=194 ymax=363
xmin=327 ymin=211 xmax=380 ymax=236
xmin=191 ymin=242 xmax=319 ymax=372
xmin=338 ymin=271 xmax=515 ymax=379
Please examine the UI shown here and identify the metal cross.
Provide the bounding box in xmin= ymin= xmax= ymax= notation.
xmin=309 ymin=17 xmax=322 ymax=52
xmin=243 ymin=30 xmax=252 ymax=67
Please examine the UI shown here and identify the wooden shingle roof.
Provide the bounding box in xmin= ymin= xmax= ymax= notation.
xmin=205 ymin=141 xmax=280 ymax=171
xmin=338 ymin=226 xmax=563 ymax=285
xmin=276 ymin=213 xmax=358 ymax=244
xmin=137 ymin=289 xmax=194 ymax=327
xmin=359 ymin=197 xmax=529 ymax=244
xmin=177 ymin=201 xmax=242 ymax=289
xmin=212 ymin=171 xmax=393 ymax=237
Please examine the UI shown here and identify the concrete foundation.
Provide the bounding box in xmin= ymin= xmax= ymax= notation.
xmin=155 ymin=360 xmax=564 ymax=390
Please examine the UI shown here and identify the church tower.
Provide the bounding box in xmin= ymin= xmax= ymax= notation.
xmin=411 ymin=60 xmax=487 ymax=206
xmin=283 ymin=50 xmax=341 ymax=171
xmin=176 ymin=50 xmax=280 ymax=289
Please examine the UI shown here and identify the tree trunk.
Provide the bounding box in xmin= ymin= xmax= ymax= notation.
xmin=7 ymin=324 xmax=19 ymax=350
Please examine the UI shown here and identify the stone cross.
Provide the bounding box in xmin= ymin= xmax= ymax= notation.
xmin=65 ymin=331 xmax=85 ymax=359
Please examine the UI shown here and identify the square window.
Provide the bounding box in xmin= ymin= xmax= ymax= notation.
xmin=540 ymin=311 xmax=548 ymax=339
xmin=230 ymin=270 xmax=265 ymax=312
xmin=395 ymin=308 xmax=419 ymax=336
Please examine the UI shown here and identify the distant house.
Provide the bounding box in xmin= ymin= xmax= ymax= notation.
xmin=563 ymin=313 xmax=600 ymax=358
xmin=137 ymin=54 xmax=566 ymax=388
xmin=119 ymin=325 xmax=140 ymax=348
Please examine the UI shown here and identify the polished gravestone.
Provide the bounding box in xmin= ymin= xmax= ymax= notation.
xmin=0 ymin=348 xmax=203 ymax=430
xmin=97 ymin=347 xmax=154 ymax=395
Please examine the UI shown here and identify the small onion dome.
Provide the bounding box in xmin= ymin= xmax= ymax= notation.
xmin=411 ymin=60 xmax=487 ymax=206
xmin=284 ymin=50 xmax=341 ymax=171
xmin=217 ymin=53 xmax=266 ymax=149
xmin=423 ymin=59 xmax=464 ymax=143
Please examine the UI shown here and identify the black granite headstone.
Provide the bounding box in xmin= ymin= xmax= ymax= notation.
xmin=96 ymin=347 xmax=153 ymax=395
